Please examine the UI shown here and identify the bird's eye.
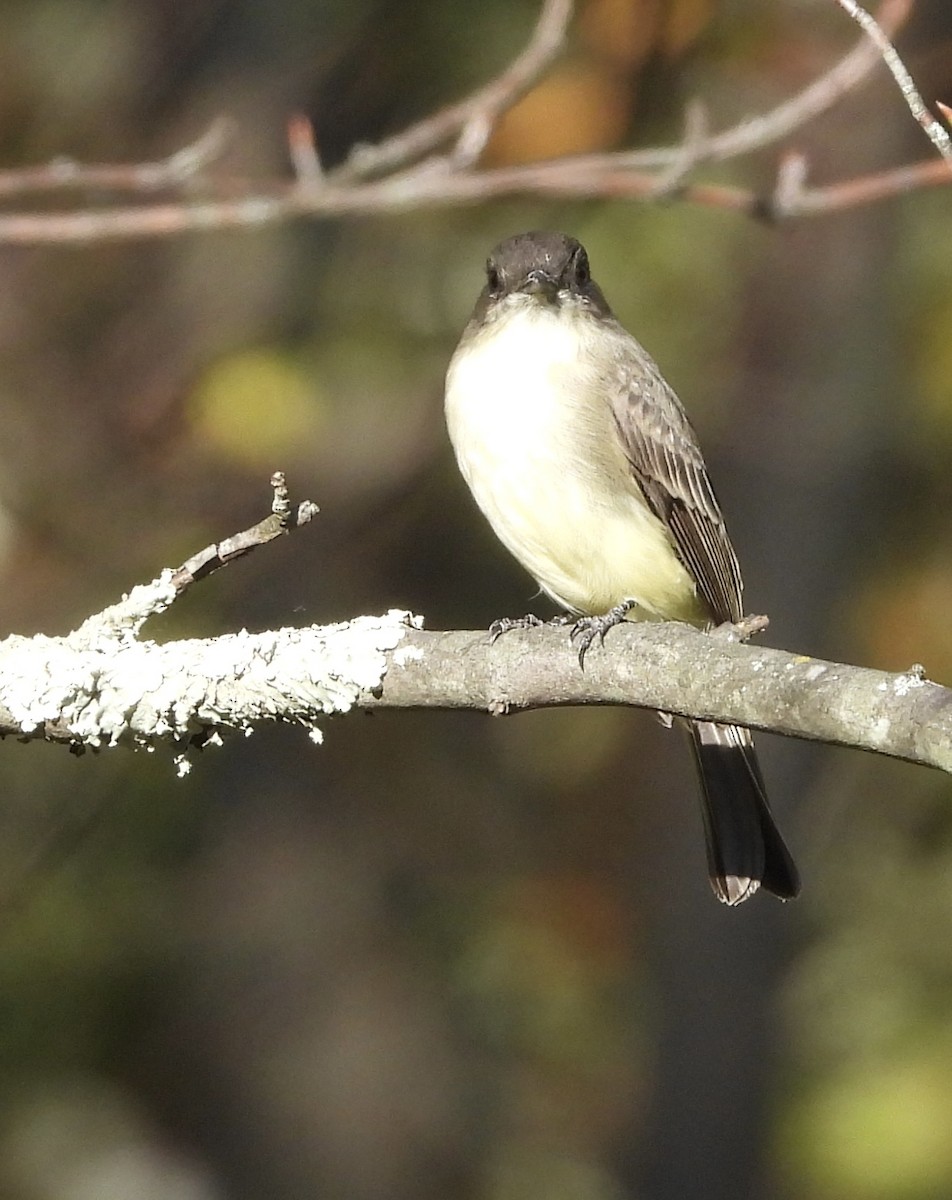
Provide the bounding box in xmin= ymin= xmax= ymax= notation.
xmin=486 ymin=260 xmax=502 ymax=292
xmin=574 ymin=250 xmax=590 ymax=287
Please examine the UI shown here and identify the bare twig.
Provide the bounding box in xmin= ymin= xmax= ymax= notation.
xmin=67 ymin=473 xmax=319 ymax=646
xmin=0 ymin=0 xmax=942 ymax=243
xmin=646 ymin=100 xmax=710 ymax=198
xmin=835 ymin=0 xmax=952 ymax=162
xmin=0 ymin=0 xmax=905 ymax=210
xmin=170 ymin=471 xmax=319 ymax=592
xmin=765 ymin=154 xmax=952 ymax=217
xmin=333 ymin=0 xmax=573 ymax=182
xmin=0 ymin=118 xmax=231 ymax=199
xmin=771 ymin=152 xmax=812 ymax=219
xmin=0 ymin=143 xmax=947 ymax=244
xmin=288 ymin=114 xmax=324 ymax=185
xmin=483 ymin=0 xmax=915 ymax=173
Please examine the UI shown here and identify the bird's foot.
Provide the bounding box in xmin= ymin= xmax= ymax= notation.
xmin=489 ymin=613 xmax=572 ymax=643
xmin=570 ymin=599 xmax=637 ymax=667
xmin=489 ymin=613 xmax=540 ymax=642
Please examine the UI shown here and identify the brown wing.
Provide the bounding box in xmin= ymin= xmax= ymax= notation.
xmin=611 ymin=351 xmax=744 ymax=624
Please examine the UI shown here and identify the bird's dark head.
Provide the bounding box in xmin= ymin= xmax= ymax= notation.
xmin=476 ymin=231 xmax=611 ymax=319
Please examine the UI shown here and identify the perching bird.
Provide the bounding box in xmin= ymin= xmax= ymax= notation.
xmin=444 ymin=230 xmax=799 ymax=904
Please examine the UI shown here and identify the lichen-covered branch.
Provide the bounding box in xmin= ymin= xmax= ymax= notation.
xmin=0 ymin=611 xmax=420 ymax=771
xmin=1 ymin=478 xmax=947 ymax=773
xmin=1 ymin=608 xmax=950 ymax=776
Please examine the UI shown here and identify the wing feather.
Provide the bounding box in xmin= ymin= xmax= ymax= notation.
xmin=610 ymin=353 xmax=743 ymax=624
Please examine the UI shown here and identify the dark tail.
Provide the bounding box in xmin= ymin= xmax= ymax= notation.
xmin=686 ymin=720 xmax=800 ymax=905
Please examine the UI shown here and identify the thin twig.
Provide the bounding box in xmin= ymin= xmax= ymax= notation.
xmin=514 ymin=0 xmax=915 ymax=172
xmin=332 ymin=0 xmax=573 ymax=182
xmin=0 ymin=0 xmax=905 ymax=205
xmin=0 ymin=143 xmax=948 ymax=244
xmin=0 ymin=0 xmax=940 ymax=242
xmin=771 ymin=152 xmax=811 ymax=219
xmin=646 ymin=100 xmax=710 ymax=197
xmin=62 ymin=475 xmax=320 ymax=647
xmin=835 ymin=0 xmax=952 ymax=162
xmin=288 ymin=114 xmax=324 ymax=185
xmin=772 ymin=154 xmax=952 ymax=215
xmin=0 ymin=118 xmax=231 ymax=199
xmin=170 ymin=471 xmax=319 ymax=592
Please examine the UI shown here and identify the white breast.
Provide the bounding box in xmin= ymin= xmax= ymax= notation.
xmin=444 ymin=302 xmax=703 ymax=624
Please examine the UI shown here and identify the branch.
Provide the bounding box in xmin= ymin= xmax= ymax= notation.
xmin=0 ymin=119 xmax=232 ymax=199
xmin=768 ymin=152 xmax=952 ymax=218
xmin=67 ymin=472 xmax=319 ymax=650
xmin=364 ymin=626 xmax=952 ymax=774
xmin=169 ymin=470 xmax=319 ymax=592
xmin=0 ymin=0 xmax=945 ymax=243
xmin=1 ymin=605 xmax=950 ymax=775
xmin=0 ymin=483 xmax=948 ymax=774
xmin=333 ymin=0 xmax=574 ymax=180
xmin=835 ymin=0 xmax=952 ymax=161
xmin=0 ymin=475 xmax=321 ymax=770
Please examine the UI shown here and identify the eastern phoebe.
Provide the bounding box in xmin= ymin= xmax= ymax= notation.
xmin=445 ymin=230 xmax=799 ymax=905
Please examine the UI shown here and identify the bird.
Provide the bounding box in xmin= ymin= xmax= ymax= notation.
xmin=444 ymin=230 xmax=799 ymax=905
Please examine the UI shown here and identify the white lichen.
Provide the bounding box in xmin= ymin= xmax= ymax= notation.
xmin=0 ymin=609 xmax=420 ymax=766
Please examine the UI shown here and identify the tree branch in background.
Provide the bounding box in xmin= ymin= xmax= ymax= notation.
xmin=835 ymin=0 xmax=952 ymax=160
xmin=332 ymin=0 xmax=574 ymax=180
xmin=0 ymin=485 xmax=950 ymax=778
xmin=0 ymin=0 xmax=944 ymax=243
xmin=0 ymin=118 xmax=233 ymax=200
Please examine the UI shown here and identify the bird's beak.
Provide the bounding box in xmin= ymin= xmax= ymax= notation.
xmin=523 ymin=269 xmax=559 ymax=299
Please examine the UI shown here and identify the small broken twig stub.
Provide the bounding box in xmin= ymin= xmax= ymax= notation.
xmin=171 ymin=471 xmax=319 ymax=592
xmin=66 ymin=474 xmax=318 ymax=650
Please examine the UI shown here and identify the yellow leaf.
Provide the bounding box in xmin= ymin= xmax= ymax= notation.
xmin=188 ymin=348 xmax=323 ymax=469
xmin=486 ymin=65 xmax=632 ymax=164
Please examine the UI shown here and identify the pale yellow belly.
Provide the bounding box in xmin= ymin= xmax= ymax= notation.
xmin=445 ymin=307 xmax=706 ymax=626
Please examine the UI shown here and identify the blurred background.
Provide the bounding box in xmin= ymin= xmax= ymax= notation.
xmin=0 ymin=0 xmax=950 ymax=1197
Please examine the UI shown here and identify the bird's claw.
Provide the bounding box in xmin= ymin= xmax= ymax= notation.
xmin=489 ymin=613 xmax=572 ymax=643
xmin=488 ymin=613 xmax=543 ymax=642
xmin=569 ymin=600 xmax=636 ymax=667
xmin=489 ymin=603 xmax=635 ymax=667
